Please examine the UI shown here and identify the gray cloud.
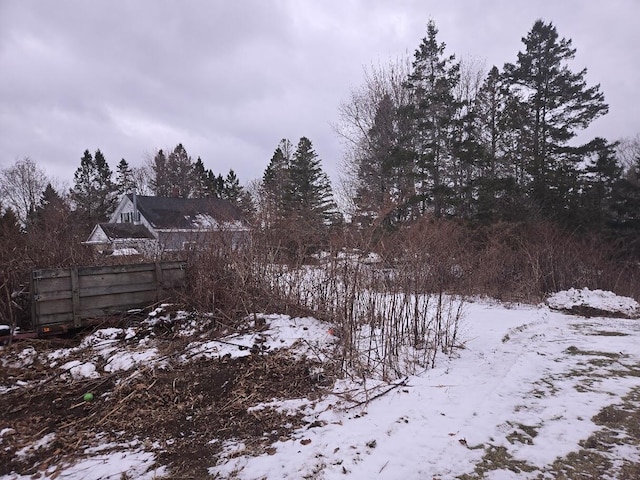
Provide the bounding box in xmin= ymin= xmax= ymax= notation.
xmin=1 ymin=0 xmax=639 ymax=191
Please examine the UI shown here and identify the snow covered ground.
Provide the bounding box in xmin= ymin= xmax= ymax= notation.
xmin=1 ymin=289 xmax=639 ymax=479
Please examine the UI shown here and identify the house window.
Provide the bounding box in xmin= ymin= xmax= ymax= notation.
xmin=182 ymin=241 xmax=197 ymax=251
xmin=120 ymin=212 xmax=140 ymax=223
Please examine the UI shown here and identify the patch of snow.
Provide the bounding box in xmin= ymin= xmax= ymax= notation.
xmin=104 ymin=348 xmax=158 ymax=372
xmin=124 ymin=327 xmax=137 ymax=340
xmin=247 ymin=398 xmax=312 ymax=415
xmin=547 ymin=288 xmax=639 ymax=317
xmin=192 ymin=213 xmax=219 ymax=229
xmin=68 ymin=361 xmax=100 ymax=379
xmin=44 ymin=449 xmax=164 ymax=480
xmin=362 ymin=252 xmax=382 ymax=264
xmin=181 ymin=315 xmax=336 ymax=362
xmin=3 ymin=346 xmax=37 ymax=368
xmin=16 ymin=432 xmax=55 ymax=458
xmin=111 ymin=247 xmax=139 ymax=256
xmin=0 ymin=428 xmax=15 ymax=445
xmin=80 ymin=328 xmax=125 ymax=348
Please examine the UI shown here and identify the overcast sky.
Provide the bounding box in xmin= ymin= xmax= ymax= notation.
xmin=1 ymin=0 xmax=639 ymax=192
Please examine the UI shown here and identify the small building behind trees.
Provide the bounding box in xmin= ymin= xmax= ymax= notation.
xmin=85 ymin=193 xmax=249 ymax=256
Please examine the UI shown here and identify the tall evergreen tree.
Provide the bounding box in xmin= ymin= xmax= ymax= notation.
xmin=115 ymin=159 xmax=135 ymax=195
xmin=574 ymin=138 xmax=621 ymax=228
xmin=289 ymin=137 xmax=339 ymax=227
xmin=0 ymin=206 xmax=21 ymax=237
xmin=608 ymin=151 xmax=640 ymax=248
xmin=503 ymin=20 xmax=608 ymax=216
xmin=151 ymin=144 xmax=195 ymax=197
xmin=472 ymin=66 xmax=531 ymax=221
xmin=403 ymin=20 xmax=462 ymax=218
xmin=29 ymin=183 xmax=69 ymax=232
xmin=203 ymin=169 xmax=224 ymax=198
xmin=354 ymin=93 xmax=412 ymax=226
xmin=222 ymin=169 xmax=242 ymax=205
xmin=260 ymin=137 xmax=339 ymax=232
xmin=151 ymin=149 xmax=170 ymax=196
xmin=192 ymin=157 xmax=209 ymax=197
xmin=262 ymin=139 xmax=293 ymax=222
xmin=71 ymin=149 xmax=117 ymax=223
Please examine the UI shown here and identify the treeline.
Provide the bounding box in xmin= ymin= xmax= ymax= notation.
xmin=70 ymin=145 xmax=253 ymax=225
xmin=2 ymin=18 xmax=640 ymax=330
xmin=339 ymin=20 xmax=640 ymax=255
xmin=0 ymin=149 xmax=249 ymax=230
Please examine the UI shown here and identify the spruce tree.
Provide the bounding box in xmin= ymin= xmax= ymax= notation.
xmin=29 ymin=183 xmax=69 ymax=231
xmin=403 ymin=20 xmax=461 ymax=218
xmin=473 ymin=66 xmax=530 ymax=221
xmin=608 ymin=152 xmax=640 ymax=249
xmin=151 ymin=144 xmax=196 ymax=198
xmin=354 ymin=93 xmax=411 ymax=226
xmin=71 ymin=149 xmax=117 ymax=223
xmin=262 ymin=139 xmax=293 ymax=222
xmin=204 ymin=169 xmax=223 ymax=198
xmin=192 ymin=157 xmax=209 ymax=198
xmin=0 ymin=206 xmax=21 ymax=237
xmin=151 ymin=149 xmax=170 ymax=196
xmin=115 ymin=159 xmax=135 ymax=195
xmin=503 ymin=20 xmax=608 ymax=216
xmin=169 ymin=144 xmax=194 ymax=198
xmin=222 ymin=169 xmax=242 ymax=206
xmin=289 ymin=137 xmax=339 ymax=227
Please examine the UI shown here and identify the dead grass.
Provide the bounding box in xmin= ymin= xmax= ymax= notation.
xmin=0 ymin=323 xmax=337 ymax=479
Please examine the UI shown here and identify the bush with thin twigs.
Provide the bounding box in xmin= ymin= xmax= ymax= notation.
xmin=180 ymin=225 xmax=466 ymax=380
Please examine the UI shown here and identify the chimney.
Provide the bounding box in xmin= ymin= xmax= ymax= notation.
xmin=132 ymin=187 xmax=139 ymax=224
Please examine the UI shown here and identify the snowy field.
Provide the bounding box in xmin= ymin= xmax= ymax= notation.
xmin=1 ymin=289 xmax=639 ymax=479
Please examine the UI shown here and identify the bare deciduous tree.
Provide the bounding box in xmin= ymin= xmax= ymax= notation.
xmin=335 ymin=56 xmax=412 ymax=217
xmin=0 ymin=157 xmax=49 ymax=226
xmin=617 ymin=133 xmax=640 ymax=174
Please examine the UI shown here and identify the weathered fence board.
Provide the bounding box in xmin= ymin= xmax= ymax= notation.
xmin=31 ymin=261 xmax=186 ymax=333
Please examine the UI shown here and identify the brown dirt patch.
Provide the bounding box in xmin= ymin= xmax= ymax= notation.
xmin=0 ymin=336 xmax=335 ymax=478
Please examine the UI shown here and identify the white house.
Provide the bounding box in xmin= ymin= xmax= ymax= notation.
xmin=85 ymin=194 xmax=249 ymax=256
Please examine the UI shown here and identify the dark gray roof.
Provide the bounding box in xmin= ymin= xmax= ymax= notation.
xmin=100 ymin=222 xmax=155 ymax=240
xmin=128 ymin=195 xmax=245 ymax=229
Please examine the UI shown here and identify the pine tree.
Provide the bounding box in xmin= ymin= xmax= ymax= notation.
xmin=115 ymin=159 xmax=135 ymax=195
xmin=222 ymin=169 xmax=242 ymax=205
xmin=262 ymin=139 xmax=293 ymax=222
xmin=168 ymin=143 xmax=194 ymax=198
xmin=150 ymin=144 xmax=196 ymax=198
xmin=0 ymin=206 xmax=21 ymax=237
xmin=192 ymin=157 xmax=209 ymax=197
xmin=574 ymin=138 xmax=621 ymax=228
xmin=151 ymin=149 xmax=170 ymax=196
xmin=403 ymin=20 xmax=462 ymax=218
xmin=71 ymin=149 xmax=117 ymax=223
xmin=503 ymin=20 xmax=608 ymax=216
xmin=237 ymin=189 xmax=256 ymax=221
xmin=289 ymin=137 xmax=339 ymax=227
xmin=472 ymin=66 xmax=530 ymax=222
xmin=29 ymin=183 xmax=69 ymax=231
xmin=204 ymin=169 xmax=223 ymax=198
xmin=354 ymin=93 xmax=412 ymax=226
xmin=608 ymin=151 xmax=640 ymax=247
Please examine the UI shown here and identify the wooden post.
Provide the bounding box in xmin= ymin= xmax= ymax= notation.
xmin=155 ymin=262 xmax=164 ymax=302
xmin=70 ymin=267 xmax=81 ymax=328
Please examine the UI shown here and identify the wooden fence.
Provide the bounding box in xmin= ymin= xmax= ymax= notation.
xmin=30 ymin=261 xmax=186 ymax=333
